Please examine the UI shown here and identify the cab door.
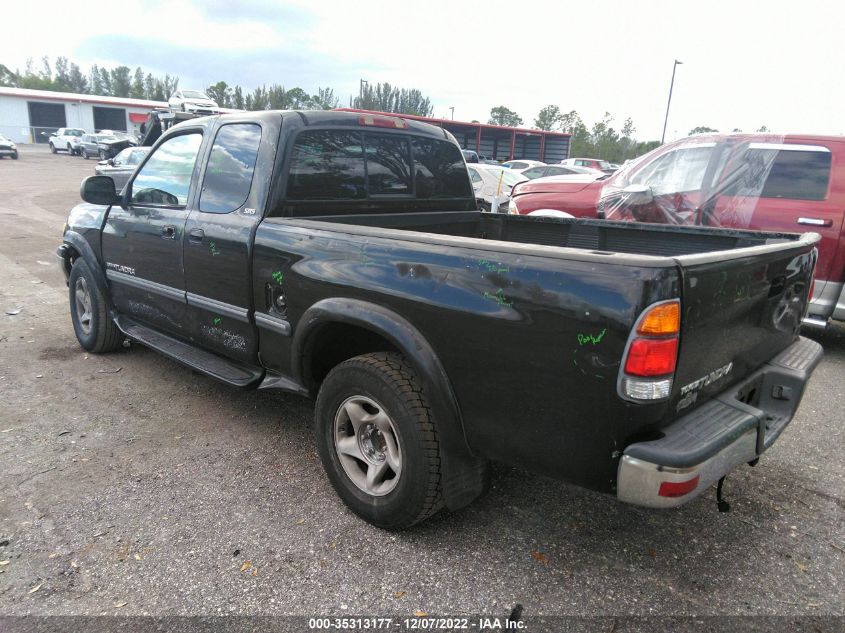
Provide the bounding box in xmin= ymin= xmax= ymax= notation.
xmin=102 ymin=130 xmax=205 ymax=339
xmin=182 ymin=121 xmax=266 ymax=363
xmin=708 ymin=142 xmax=842 ymax=283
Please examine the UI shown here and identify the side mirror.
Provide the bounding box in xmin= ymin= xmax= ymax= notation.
xmin=80 ymin=176 xmax=119 ymax=206
xmin=621 ymin=183 xmax=654 ymax=206
xmin=40 ymin=131 xmax=49 ymax=137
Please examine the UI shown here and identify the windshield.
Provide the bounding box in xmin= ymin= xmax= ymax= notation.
xmin=598 ymin=161 xmax=612 ymax=170
xmin=67 ymin=129 xmax=83 ymax=136
xmin=182 ymin=91 xmax=209 ymax=99
xmin=484 ymin=168 xmax=527 ymax=188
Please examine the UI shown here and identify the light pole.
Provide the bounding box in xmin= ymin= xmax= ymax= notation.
xmin=449 ymin=106 xmax=455 ymax=120
xmin=661 ymin=60 xmax=683 ymax=144
xmin=359 ymin=79 xmax=368 ymax=105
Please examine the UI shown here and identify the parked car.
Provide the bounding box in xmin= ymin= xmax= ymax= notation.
xmin=462 ymin=149 xmax=499 ymax=164
xmin=501 ymin=159 xmax=545 ymax=172
xmin=76 ymin=133 xmax=137 ymax=160
xmin=513 ymin=133 xmax=845 ymax=326
xmin=561 ymin=157 xmax=616 ymax=174
xmin=0 ymin=134 xmax=18 ymax=159
xmin=168 ymin=89 xmax=220 ymax=114
xmin=94 ymin=146 xmax=150 ymax=191
xmin=59 ymin=110 xmax=822 ymax=529
xmin=520 ymin=163 xmax=604 ymax=180
xmin=46 ymin=128 xmax=85 ymax=154
xmin=467 ymin=163 xmax=527 ymax=210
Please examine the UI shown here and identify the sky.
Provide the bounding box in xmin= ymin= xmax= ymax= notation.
xmin=2 ymin=0 xmax=844 ymax=142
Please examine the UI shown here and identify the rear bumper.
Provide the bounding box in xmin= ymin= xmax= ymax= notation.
xmin=617 ymin=336 xmax=823 ymax=508
xmin=804 ymin=279 xmax=845 ymax=326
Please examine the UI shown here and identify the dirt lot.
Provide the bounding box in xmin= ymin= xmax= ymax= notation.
xmin=0 ymin=145 xmax=843 ymax=623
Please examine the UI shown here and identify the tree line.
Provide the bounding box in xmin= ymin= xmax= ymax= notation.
xmin=1 ymin=56 xmax=665 ymax=161
xmin=0 ymin=56 xmax=433 ymax=116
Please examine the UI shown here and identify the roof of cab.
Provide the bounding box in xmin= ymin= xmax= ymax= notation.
xmin=212 ymin=109 xmax=451 ymax=139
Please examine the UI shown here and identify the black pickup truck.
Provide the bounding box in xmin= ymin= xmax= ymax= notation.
xmin=58 ymin=110 xmax=823 ymax=529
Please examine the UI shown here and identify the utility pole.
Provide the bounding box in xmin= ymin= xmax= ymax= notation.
xmin=449 ymin=106 xmax=455 ymax=120
xmin=661 ymin=60 xmax=683 ymax=144
xmin=359 ymin=79 xmax=368 ymax=106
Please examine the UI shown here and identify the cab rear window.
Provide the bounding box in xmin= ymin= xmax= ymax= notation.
xmin=286 ymin=130 xmax=470 ymax=201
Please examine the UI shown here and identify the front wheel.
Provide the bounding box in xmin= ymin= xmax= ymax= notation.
xmin=68 ymin=259 xmax=123 ymax=353
xmin=11 ymin=152 xmax=17 ymax=160
xmin=315 ymin=352 xmax=443 ymax=529
xmin=49 ymin=143 xmax=56 ymax=154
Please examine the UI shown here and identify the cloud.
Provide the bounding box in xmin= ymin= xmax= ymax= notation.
xmin=75 ymin=34 xmax=377 ymax=97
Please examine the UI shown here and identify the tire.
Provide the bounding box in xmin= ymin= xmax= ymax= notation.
xmin=99 ymin=149 xmax=107 ymax=160
xmin=315 ymin=352 xmax=443 ymax=530
xmin=11 ymin=152 xmax=17 ymax=160
xmin=49 ymin=143 xmax=56 ymax=154
xmin=68 ymin=259 xmax=123 ymax=353
xmin=67 ymin=143 xmax=72 ymax=153
xmin=81 ymin=148 xmax=89 ymax=160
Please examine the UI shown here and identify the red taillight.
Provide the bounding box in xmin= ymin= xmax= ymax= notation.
xmin=624 ymin=338 xmax=678 ymax=376
xmin=659 ymin=475 xmax=700 ymax=498
xmin=809 ymin=278 xmax=815 ymax=300
xmin=358 ymin=115 xmax=409 ymax=129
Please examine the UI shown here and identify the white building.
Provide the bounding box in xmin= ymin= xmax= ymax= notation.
xmin=0 ymin=87 xmax=167 ymax=143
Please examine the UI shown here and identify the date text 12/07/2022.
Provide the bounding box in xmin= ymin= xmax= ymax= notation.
xmin=307 ymin=616 xmax=525 ymax=630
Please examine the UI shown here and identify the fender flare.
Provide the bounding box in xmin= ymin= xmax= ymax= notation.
xmin=59 ymin=231 xmax=112 ymax=310
xmin=293 ymin=298 xmax=488 ymax=510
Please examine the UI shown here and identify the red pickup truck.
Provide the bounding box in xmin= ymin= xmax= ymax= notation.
xmin=509 ymin=133 xmax=845 ymax=326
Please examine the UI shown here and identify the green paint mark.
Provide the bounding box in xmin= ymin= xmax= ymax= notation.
xmin=213 ymin=317 xmax=222 ymax=326
xmin=577 ymin=329 xmax=607 ymax=346
xmin=483 ymin=288 xmax=513 ymax=307
xmin=272 ymin=270 xmax=284 ymax=285
xmin=358 ymin=245 xmax=374 ymax=267
xmin=477 ymin=259 xmax=509 ymax=274
xmin=209 ymin=241 xmax=221 ymax=257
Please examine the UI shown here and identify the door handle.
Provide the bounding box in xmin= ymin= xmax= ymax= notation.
xmin=188 ymin=228 xmax=205 ymax=243
xmin=797 ymin=217 xmax=832 ymax=227
xmin=161 ymin=225 xmax=177 ymax=239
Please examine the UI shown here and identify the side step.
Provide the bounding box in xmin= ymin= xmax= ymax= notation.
xmin=115 ymin=316 xmax=263 ymax=387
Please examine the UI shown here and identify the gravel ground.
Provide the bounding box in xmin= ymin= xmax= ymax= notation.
xmin=0 ymin=145 xmax=843 ymax=624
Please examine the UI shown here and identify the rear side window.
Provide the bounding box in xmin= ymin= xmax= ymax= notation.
xmin=412 ymin=137 xmax=472 ymax=198
xmin=200 ymin=123 xmax=262 ymax=213
xmin=760 ymin=149 xmax=831 ymax=200
xmin=287 ymin=131 xmax=366 ymax=200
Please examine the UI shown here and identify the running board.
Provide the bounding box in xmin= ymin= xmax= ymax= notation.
xmin=114 ymin=316 xmax=263 ymax=387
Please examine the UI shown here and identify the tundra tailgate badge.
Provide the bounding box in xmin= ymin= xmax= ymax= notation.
xmin=676 ymin=362 xmax=733 ymax=411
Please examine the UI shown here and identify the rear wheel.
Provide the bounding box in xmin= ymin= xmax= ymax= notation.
xmin=99 ymin=149 xmax=107 ymax=160
xmin=66 ymin=143 xmax=72 ymax=153
xmin=68 ymin=259 xmax=122 ymax=353
xmin=315 ymin=352 xmax=443 ymax=530
xmin=81 ymin=148 xmax=89 ymax=160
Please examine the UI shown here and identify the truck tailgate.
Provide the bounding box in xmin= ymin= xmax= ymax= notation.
xmin=670 ymin=237 xmax=818 ymax=415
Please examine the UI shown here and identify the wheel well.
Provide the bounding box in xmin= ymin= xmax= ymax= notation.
xmin=60 ymin=245 xmax=80 ymax=277
xmin=304 ymin=322 xmax=400 ymax=391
